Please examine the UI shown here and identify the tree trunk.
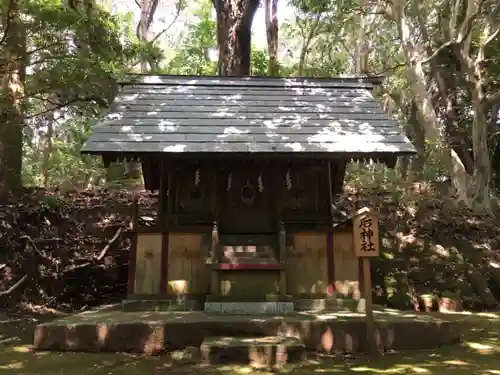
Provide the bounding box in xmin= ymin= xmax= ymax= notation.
xmin=137 ymin=0 xmax=159 ymax=72
xmin=391 ymin=0 xmax=469 ymax=202
xmin=213 ymin=0 xmax=260 ymax=76
xmin=297 ymin=16 xmax=320 ymax=76
xmin=354 ymin=4 xmax=369 ymax=75
xmin=0 ymin=0 xmax=26 ymax=199
xmin=41 ymin=103 xmax=55 ymax=189
xmin=264 ymin=0 xmax=279 ymax=76
xmin=408 ymin=102 xmax=427 ymax=180
xmin=452 ymin=18 xmax=497 ymax=213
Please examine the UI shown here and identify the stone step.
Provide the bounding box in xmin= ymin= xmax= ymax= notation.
xmin=205 ymin=301 xmax=294 ymax=315
xmin=122 ymin=298 xmax=202 ymax=312
xmin=200 ymin=336 xmax=306 ymax=368
xmin=205 ymin=294 xmax=293 ymax=302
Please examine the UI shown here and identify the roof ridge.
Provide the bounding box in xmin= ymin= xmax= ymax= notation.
xmin=118 ymin=74 xmax=384 ymax=89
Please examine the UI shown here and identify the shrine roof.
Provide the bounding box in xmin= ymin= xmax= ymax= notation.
xmin=81 ymin=74 xmax=416 ymax=156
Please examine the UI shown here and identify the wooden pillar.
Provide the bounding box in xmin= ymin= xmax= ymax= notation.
xmin=326 ymin=162 xmax=336 ymax=295
xmin=326 ymin=232 xmax=335 ymax=295
xmin=128 ymin=193 xmax=140 ymax=295
xmin=210 ymin=221 xmax=219 ymax=296
xmin=271 ymin=164 xmax=287 ymax=296
xmin=157 ymin=160 xmax=172 ymax=295
xmin=158 ymin=160 xmax=166 ymax=230
xmin=127 ymin=232 xmax=138 ymax=295
xmin=279 ymin=221 xmax=287 ymax=296
xmin=209 ymin=167 xmax=220 ymax=296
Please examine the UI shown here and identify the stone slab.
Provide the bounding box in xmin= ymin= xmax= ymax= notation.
xmin=122 ymin=299 xmax=203 ymax=312
xmin=294 ymin=298 xmax=362 ymax=312
xmin=204 ymin=302 xmax=294 ymax=315
xmin=200 ymin=336 xmax=306 ymax=367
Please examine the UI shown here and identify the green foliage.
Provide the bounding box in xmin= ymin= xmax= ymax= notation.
xmin=8 ymin=0 xmax=500 ymax=193
xmin=163 ymin=0 xmax=217 ymax=75
xmin=2 ymin=0 xmax=148 ymax=188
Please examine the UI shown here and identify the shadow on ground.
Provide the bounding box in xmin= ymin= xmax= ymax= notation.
xmin=0 ymin=312 xmax=499 ymax=374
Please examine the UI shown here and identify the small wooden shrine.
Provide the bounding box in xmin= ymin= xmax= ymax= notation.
xmin=81 ymin=74 xmax=415 ymax=313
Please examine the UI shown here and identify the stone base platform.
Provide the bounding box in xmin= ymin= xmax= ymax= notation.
xmin=200 ymin=336 xmax=306 ymax=367
xmin=32 ymin=308 xmax=461 ymax=356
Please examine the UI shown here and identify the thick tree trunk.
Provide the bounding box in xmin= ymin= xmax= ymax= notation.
xmin=354 ymin=6 xmax=369 ymax=75
xmin=407 ymin=101 xmax=427 ymax=180
xmin=213 ymin=0 xmax=260 ymax=76
xmin=452 ymin=14 xmax=497 ymax=213
xmin=137 ymin=0 xmax=159 ymax=72
xmin=0 ymin=0 xmax=26 ymax=198
xmin=470 ymin=94 xmax=492 ymax=212
xmin=41 ymin=104 xmax=55 ymax=189
xmin=264 ymin=0 xmax=279 ymax=76
xmin=392 ymin=0 xmax=470 ymax=202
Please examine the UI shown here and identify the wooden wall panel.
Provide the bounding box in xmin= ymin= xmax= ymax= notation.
xmin=134 ymin=233 xmax=163 ymax=295
xmin=333 ymin=230 xmax=360 ymax=299
xmin=286 ymin=233 xmax=328 ymax=296
xmin=167 ymin=233 xmax=209 ymax=295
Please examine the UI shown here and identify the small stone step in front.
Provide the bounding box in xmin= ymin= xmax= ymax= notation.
xmin=200 ymin=336 xmax=306 ymax=368
xmin=204 ymin=301 xmax=294 ymax=315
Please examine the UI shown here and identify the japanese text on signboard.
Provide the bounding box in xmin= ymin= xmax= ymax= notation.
xmin=353 ymin=209 xmax=380 ymax=257
xmin=358 ymin=215 xmax=376 ymax=253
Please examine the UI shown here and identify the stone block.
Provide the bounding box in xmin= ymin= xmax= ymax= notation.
xmin=204 ymin=302 xmax=294 ymax=315
xmin=200 ymin=336 xmax=306 ymax=368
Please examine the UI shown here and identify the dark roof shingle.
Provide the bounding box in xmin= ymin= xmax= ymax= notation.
xmin=81 ymin=75 xmax=416 ymax=155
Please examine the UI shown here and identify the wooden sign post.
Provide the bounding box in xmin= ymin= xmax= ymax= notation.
xmin=352 ymin=207 xmax=380 ymax=355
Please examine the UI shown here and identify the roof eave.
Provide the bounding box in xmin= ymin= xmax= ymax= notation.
xmin=80 ymin=149 xmax=417 ymax=158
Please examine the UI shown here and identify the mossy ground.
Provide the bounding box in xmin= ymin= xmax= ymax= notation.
xmin=0 ymin=312 xmax=499 ymax=374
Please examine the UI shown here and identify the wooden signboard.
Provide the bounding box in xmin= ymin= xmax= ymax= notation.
xmin=352 ymin=207 xmax=380 ymax=258
xmin=351 ymin=207 xmax=379 ymax=354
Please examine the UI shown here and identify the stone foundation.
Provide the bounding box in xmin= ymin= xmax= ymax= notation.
xmin=33 ymin=310 xmax=462 ymax=354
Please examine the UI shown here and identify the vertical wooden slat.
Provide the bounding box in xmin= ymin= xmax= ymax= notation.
xmin=326 ymin=162 xmax=336 ymax=296
xmin=158 ymin=160 xmax=165 ymax=230
xmin=167 ymin=233 xmax=208 ymax=295
xmin=127 ymin=232 xmax=138 ymax=295
xmin=134 ymin=234 xmax=163 ymax=294
xmin=333 ymin=230 xmax=360 ymax=298
xmin=279 ymin=221 xmax=286 ymax=296
xmin=160 ymin=232 xmax=169 ymax=294
xmin=326 ymin=232 xmax=335 ymax=295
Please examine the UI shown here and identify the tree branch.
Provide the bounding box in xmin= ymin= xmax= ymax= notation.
xmin=0 ymin=41 xmax=67 ymax=69
xmin=149 ymin=0 xmax=183 ymax=44
xmin=483 ymin=27 xmax=500 ymax=50
xmin=420 ymin=41 xmax=453 ymax=65
xmin=20 ymin=235 xmax=52 ymax=261
xmin=62 ymin=227 xmax=123 ymax=273
xmin=372 ymin=62 xmax=407 ymax=75
xmin=0 ymin=275 xmax=28 ymax=297
xmin=0 ymin=0 xmax=13 ymax=46
xmin=488 ymin=90 xmax=500 ymax=106
xmin=26 ymin=95 xmax=108 ymax=119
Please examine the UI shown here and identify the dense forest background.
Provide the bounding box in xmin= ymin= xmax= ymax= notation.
xmin=1 ymin=0 xmax=500 ymax=312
